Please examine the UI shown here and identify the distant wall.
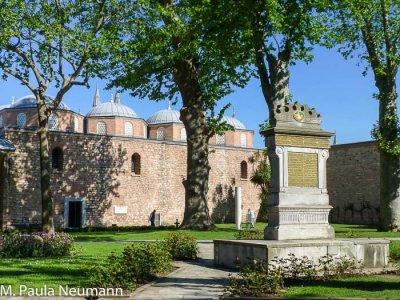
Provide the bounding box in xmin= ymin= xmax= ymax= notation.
xmin=327 ymin=141 xmax=380 ymax=225
xmin=1 ymin=129 xmax=260 ymax=228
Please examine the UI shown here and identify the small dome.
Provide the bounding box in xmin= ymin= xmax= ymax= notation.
xmin=86 ymin=102 xmax=138 ymax=118
xmin=147 ymin=108 xmax=181 ymax=124
xmin=10 ymin=95 xmax=69 ymax=110
xmin=221 ymin=115 xmax=246 ymax=130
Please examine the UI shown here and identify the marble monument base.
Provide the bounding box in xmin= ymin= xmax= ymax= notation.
xmin=264 ymin=205 xmax=335 ymax=240
xmin=214 ymin=238 xmax=390 ymax=271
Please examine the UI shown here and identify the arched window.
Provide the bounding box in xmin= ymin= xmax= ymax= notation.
xmin=240 ymin=161 xmax=248 ymax=179
xmin=216 ymin=134 xmax=225 ymax=145
xmin=125 ymin=122 xmax=133 ymax=136
xmin=0 ymin=115 xmax=3 ymax=128
xmin=97 ymin=122 xmax=107 ymax=135
xmin=48 ymin=113 xmax=59 ymax=130
xmin=74 ymin=116 xmax=79 ymax=132
xmin=157 ymin=127 xmax=165 ymax=140
xmin=180 ymin=128 xmax=187 ymax=141
xmin=131 ymin=153 xmax=141 ymax=175
xmin=240 ymin=133 xmax=247 ymax=147
xmin=52 ymin=147 xmax=63 ymax=171
xmin=17 ymin=113 xmax=27 ymax=127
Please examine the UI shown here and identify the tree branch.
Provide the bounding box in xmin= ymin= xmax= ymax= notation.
xmin=380 ymin=0 xmax=393 ymax=72
xmin=0 ymin=64 xmax=36 ymax=92
xmin=7 ymin=44 xmax=43 ymax=85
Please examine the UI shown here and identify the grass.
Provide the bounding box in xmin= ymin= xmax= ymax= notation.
xmin=0 ymin=242 xmax=126 ymax=291
xmin=72 ymin=222 xmax=267 ymax=241
xmin=334 ymin=224 xmax=400 ymax=238
xmin=71 ymin=223 xmax=400 ymax=241
xmin=1 ymin=224 xmax=399 ymax=297
xmin=283 ymin=275 xmax=400 ymax=298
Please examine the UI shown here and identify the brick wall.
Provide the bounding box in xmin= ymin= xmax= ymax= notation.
xmin=2 ymin=129 xmax=261 ymax=228
xmin=327 ymin=141 xmax=380 ymax=224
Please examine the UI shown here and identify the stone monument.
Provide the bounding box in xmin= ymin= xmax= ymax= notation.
xmin=263 ymin=102 xmax=335 ymax=240
xmin=214 ymin=102 xmax=390 ymax=271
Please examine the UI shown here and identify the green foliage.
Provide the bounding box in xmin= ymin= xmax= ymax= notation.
xmin=248 ymin=150 xmax=270 ymax=222
xmin=229 ymin=253 xmax=360 ymax=297
xmin=0 ymin=232 xmax=74 ymax=258
xmin=389 ymin=241 xmax=400 ymax=262
xmin=89 ymin=242 xmax=172 ymax=290
xmin=372 ymin=113 xmax=400 ymax=156
xmin=327 ymin=1 xmax=400 ymax=155
xmin=235 ymin=229 xmax=264 ymax=240
xmin=163 ymin=232 xmax=199 ymax=260
xmin=106 ymin=0 xmax=251 ymax=108
xmin=229 ymin=259 xmax=284 ymax=297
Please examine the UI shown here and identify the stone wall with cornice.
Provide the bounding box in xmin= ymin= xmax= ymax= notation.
xmin=1 ymin=129 xmax=261 ymax=228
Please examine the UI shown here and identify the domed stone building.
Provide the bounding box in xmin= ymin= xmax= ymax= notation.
xmin=0 ymin=88 xmax=259 ymax=229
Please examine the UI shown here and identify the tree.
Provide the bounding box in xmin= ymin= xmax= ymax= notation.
xmin=0 ymin=0 xmax=128 ymax=232
xmin=108 ymin=0 xmax=249 ymax=229
xmin=248 ymin=149 xmax=271 ymax=222
xmin=210 ymin=0 xmax=327 ymax=124
xmin=329 ymin=0 xmax=400 ymax=231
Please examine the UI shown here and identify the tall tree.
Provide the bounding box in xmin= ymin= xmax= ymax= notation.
xmin=108 ymin=0 xmax=249 ymax=229
xmin=330 ymin=0 xmax=400 ymax=231
xmin=210 ymin=0 xmax=327 ymax=124
xmin=0 ymin=0 xmax=127 ymax=232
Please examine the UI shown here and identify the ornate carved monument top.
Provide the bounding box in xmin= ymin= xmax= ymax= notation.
xmin=275 ymin=102 xmax=322 ymax=129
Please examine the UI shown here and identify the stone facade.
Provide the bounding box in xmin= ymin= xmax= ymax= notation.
xmin=327 ymin=141 xmax=380 ymax=225
xmin=0 ymin=129 xmax=260 ymax=229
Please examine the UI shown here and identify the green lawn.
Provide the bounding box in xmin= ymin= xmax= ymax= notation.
xmin=334 ymin=224 xmax=400 ymax=238
xmin=1 ymin=224 xmax=399 ymax=297
xmin=283 ymin=275 xmax=400 ymax=298
xmin=71 ymin=223 xmax=400 ymax=241
xmin=72 ymin=223 xmax=267 ymax=241
xmin=0 ymin=242 xmax=126 ymax=291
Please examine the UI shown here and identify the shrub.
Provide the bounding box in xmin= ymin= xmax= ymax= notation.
xmin=90 ymin=242 xmax=172 ymax=290
xmin=0 ymin=232 xmax=74 ymax=258
xmin=389 ymin=241 xmax=400 ymax=262
xmin=229 ymin=253 xmax=361 ymax=297
xmin=235 ymin=229 xmax=264 ymax=240
xmin=229 ymin=259 xmax=284 ymax=297
xmin=163 ymin=232 xmax=198 ymax=260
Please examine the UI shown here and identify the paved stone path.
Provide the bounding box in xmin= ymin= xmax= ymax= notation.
xmin=131 ymin=242 xmax=234 ymax=299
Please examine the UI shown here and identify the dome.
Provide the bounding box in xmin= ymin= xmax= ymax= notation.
xmin=10 ymin=95 xmax=69 ymax=110
xmin=221 ymin=115 xmax=246 ymax=130
xmin=147 ymin=107 xmax=182 ymax=124
xmin=86 ymin=102 xmax=138 ymax=118
xmin=0 ymin=104 xmax=10 ymax=111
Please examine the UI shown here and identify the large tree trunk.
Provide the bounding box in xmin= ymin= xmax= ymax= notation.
xmin=377 ymin=78 xmax=400 ymax=231
xmin=252 ymin=1 xmax=290 ymax=126
xmin=36 ymin=95 xmax=54 ymax=233
xmin=180 ymin=105 xmax=215 ymax=229
xmin=267 ymin=54 xmax=290 ymax=108
xmin=159 ymin=0 xmax=215 ymax=229
xmin=173 ymin=58 xmax=215 ymax=229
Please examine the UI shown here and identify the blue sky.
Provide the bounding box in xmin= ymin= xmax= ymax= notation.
xmin=0 ymin=46 xmax=398 ymax=149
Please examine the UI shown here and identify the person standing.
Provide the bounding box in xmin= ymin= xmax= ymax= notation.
xmin=149 ymin=209 xmax=156 ymax=227
xmin=246 ymin=208 xmax=255 ymax=228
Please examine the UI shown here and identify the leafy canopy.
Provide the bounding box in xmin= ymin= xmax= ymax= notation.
xmin=0 ymin=0 xmax=129 ymax=109
xmin=106 ymin=0 xmax=251 ymax=116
